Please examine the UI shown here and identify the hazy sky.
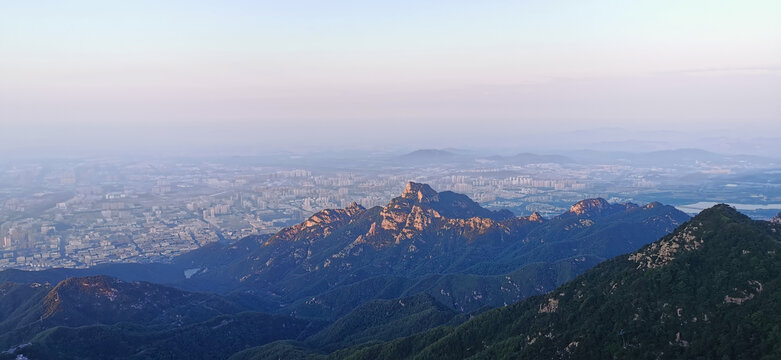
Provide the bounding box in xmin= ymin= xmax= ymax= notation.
xmin=1 ymin=1 xmax=780 ymax=155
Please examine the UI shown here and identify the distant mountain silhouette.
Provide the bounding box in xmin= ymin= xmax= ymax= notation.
xmin=401 ymin=149 xmax=458 ymax=159
xmin=487 ymin=152 xmax=574 ymax=165
xmin=568 ymin=148 xmax=775 ymax=167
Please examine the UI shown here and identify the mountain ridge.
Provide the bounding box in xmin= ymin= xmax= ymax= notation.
xmin=295 ymin=204 xmax=781 ymax=359
xmin=0 ymin=182 xmax=690 ymax=320
xmin=172 ymin=182 xmax=688 ymax=318
xmin=11 ymin=184 xmax=766 ymax=359
xmin=0 ymin=275 xmax=328 ymax=359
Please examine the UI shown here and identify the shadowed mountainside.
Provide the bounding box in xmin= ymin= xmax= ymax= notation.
xmin=234 ymin=204 xmax=780 ymax=359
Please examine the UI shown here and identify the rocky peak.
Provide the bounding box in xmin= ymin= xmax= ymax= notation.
xmin=362 ymin=182 xmax=513 ymax=244
xmin=643 ymin=201 xmax=662 ymax=209
xmin=401 ymin=182 xmax=440 ymax=204
xmin=528 ymin=212 xmax=544 ymax=222
xmin=771 ymin=212 xmax=781 ymax=224
xmin=269 ymin=204 xmax=366 ymax=243
xmin=345 ymin=202 xmax=365 ymax=216
xmin=628 ymin=204 xmax=748 ymax=271
xmin=569 ymin=198 xmax=611 ymax=215
xmin=48 ymin=275 xmax=121 ymax=299
xmin=43 ymin=276 xmax=122 ymax=318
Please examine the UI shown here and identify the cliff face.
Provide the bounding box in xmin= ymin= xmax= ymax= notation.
xmin=568 ymin=198 xmax=612 ymax=215
xmin=267 ymin=202 xmax=365 ymax=244
xmin=265 ymin=182 xmax=519 ymax=250
xmin=363 ymin=182 xmax=507 ymax=246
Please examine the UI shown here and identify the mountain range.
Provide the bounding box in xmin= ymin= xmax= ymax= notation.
xmin=396 ymin=148 xmax=779 ymax=167
xmin=171 ymin=182 xmax=688 ymax=317
xmin=0 ymin=183 xmax=688 ymax=318
xmin=233 ymin=204 xmax=781 ymax=359
xmin=4 ymin=183 xmax=776 ymax=359
xmin=400 ymin=149 xmax=573 ymax=165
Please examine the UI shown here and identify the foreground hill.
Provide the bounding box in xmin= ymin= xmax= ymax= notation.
xmin=242 ymin=204 xmax=779 ymax=359
xmin=305 ymin=293 xmax=463 ymax=352
xmin=0 ymin=275 xmax=246 ymax=348
xmin=15 ymin=312 xmax=324 ymax=360
xmin=0 ymin=276 xmax=325 ymax=359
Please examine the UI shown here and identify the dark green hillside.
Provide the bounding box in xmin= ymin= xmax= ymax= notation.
xmin=0 ymin=282 xmax=51 ymax=342
xmin=305 ymin=293 xmax=461 ymax=351
xmin=285 ymin=255 xmax=602 ymax=320
xmin=13 ymin=312 xmax=325 ymax=360
xmin=0 ymin=275 xmax=249 ymax=349
xmin=230 ymin=293 xmax=465 ymax=360
xmin=327 ymin=205 xmax=781 ymax=359
xmin=0 ymin=276 xmax=327 ymax=359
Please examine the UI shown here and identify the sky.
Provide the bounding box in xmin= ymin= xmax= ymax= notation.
xmin=1 ymin=1 xmax=780 ymax=156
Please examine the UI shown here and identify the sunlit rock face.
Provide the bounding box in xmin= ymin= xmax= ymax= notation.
xmin=264 ymin=182 xmax=684 ymax=259
xmin=379 ymin=182 xmax=440 ymax=232
xmin=267 ymin=202 xmax=366 ymax=244
xmin=363 ymin=182 xmax=513 ymax=246
xmin=568 ymin=198 xmax=611 ymax=216
xmin=771 ymin=212 xmax=781 ymax=224
xmin=401 ymin=182 xmax=440 ymax=203
xmin=527 ymin=212 xmax=544 ymax=222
